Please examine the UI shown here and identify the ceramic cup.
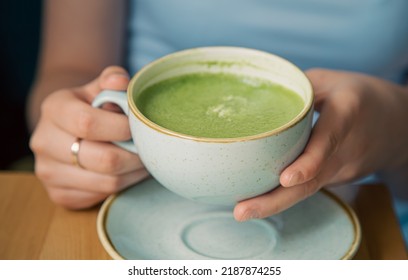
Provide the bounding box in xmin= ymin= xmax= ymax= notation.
xmin=92 ymin=47 xmax=314 ymax=205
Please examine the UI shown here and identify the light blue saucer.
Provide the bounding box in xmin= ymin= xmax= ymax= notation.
xmin=97 ymin=178 xmax=361 ymax=260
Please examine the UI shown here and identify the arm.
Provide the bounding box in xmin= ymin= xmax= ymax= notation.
xmin=27 ymin=0 xmax=127 ymax=130
xmin=28 ymin=0 xmax=148 ymax=209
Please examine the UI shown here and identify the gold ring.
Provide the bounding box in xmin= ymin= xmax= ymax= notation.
xmin=70 ymin=138 xmax=83 ymax=168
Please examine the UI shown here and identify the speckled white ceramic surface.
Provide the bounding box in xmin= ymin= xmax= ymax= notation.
xmin=97 ymin=178 xmax=361 ymax=260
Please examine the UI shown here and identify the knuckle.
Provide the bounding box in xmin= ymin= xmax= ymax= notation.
xmin=100 ymin=176 xmax=122 ymax=193
xmin=346 ymin=90 xmax=361 ymax=108
xmin=40 ymin=89 xmax=68 ymax=116
xmin=39 ymin=94 xmax=55 ymax=115
xmin=297 ymin=153 xmax=321 ymax=181
xmin=46 ymin=189 xmax=81 ymax=209
xmin=29 ymin=127 xmax=51 ymax=157
xmin=303 ymin=160 xmax=320 ymax=181
xmin=99 ymin=149 xmax=122 ymax=173
xmin=29 ymin=120 xmax=56 ymax=156
xmin=46 ymin=187 xmax=104 ymax=210
xmin=337 ymin=90 xmax=361 ymax=117
xmin=29 ymin=133 xmax=42 ymax=154
xmin=34 ymin=160 xmax=53 ymax=182
xmin=76 ymin=109 xmax=95 ymax=138
xmin=47 ymin=189 xmax=71 ymax=207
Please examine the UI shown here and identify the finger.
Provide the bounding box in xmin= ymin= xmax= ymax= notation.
xmin=76 ymin=140 xmax=145 ymax=174
xmin=234 ymin=160 xmax=342 ymax=221
xmin=35 ymin=156 xmax=149 ymax=194
xmin=42 ymin=89 xmax=131 ymax=141
xmin=42 ymin=182 xmax=109 ymax=210
xmin=280 ymin=93 xmax=355 ymax=187
xmin=98 ymin=66 xmax=130 ymax=90
xmin=31 ymin=121 xmax=144 ymax=174
xmin=233 ymin=184 xmax=318 ymax=221
xmin=82 ymin=66 xmax=130 ymax=102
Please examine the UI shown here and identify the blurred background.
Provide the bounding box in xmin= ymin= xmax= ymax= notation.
xmin=0 ymin=0 xmax=42 ymax=170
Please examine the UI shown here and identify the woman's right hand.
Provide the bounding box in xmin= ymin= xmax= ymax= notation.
xmin=30 ymin=66 xmax=149 ymax=209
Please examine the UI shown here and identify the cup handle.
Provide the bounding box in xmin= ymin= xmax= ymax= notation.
xmin=91 ymin=90 xmax=138 ymax=154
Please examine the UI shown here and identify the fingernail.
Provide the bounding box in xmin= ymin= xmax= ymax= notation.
xmin=287 ymin=171 xmax=304 ymax=187
xmin=241 ymin=210 xmax=260 ymax=221
xmin=107 ymin=73 xmax=129 ymax=82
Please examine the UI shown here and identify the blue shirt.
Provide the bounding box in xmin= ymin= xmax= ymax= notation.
xmin=127 ymin=0 xmax=408 ymax=84
xmin=127 ymin=0 xmax=408 ymax=243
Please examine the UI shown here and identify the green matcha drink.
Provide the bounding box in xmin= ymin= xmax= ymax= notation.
xmin=136 ymin=73 xmax=304 ymax=138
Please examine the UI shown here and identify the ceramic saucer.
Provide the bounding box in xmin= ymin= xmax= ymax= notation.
xmin=97 ymin=178 xmax=361 ymax=260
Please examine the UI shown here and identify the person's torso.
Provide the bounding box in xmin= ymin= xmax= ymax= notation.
xmin=127 ymin=0 xmax=408 ymax=84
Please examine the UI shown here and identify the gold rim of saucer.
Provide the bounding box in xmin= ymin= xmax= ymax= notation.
xmin=127 ymin=46 xmax=314 ymax=143
xmin=96 ymin=187 xmax=361 ymax=260
xmin=321 ymin=189 xmax=362 ymax=260
xmin=97 ymin=194 xmax=125 ymax=260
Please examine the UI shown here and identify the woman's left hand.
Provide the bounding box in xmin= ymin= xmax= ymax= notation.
xmin=234 ymin=68 xmax=408 ymax=221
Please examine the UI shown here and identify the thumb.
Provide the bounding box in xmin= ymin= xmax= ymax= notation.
xmin=83 ymin=66 xmax=130 ymax=102
xmin=99 ymin=66 xmax=130 ymax=91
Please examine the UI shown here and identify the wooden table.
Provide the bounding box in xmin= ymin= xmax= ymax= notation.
xmin=0 ymin=172 xmax=407 ymax=260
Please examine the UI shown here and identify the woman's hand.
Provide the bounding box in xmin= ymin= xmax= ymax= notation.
xmin=30 ymin=66 xmax=149 ymax=209
xmin=234 ymin=68 xmax=408 ymax=221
